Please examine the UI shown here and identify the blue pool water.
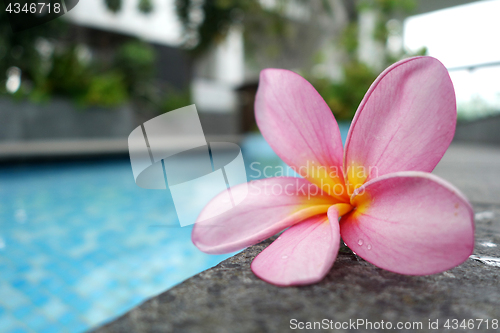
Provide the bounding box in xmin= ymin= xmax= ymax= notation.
xmin=0 ymin=125 xmax=350 ymax=333
xmin=0 ymin=159 xmax=234 ymax=333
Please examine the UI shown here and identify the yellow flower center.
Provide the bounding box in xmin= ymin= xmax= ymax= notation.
xmin=295 ymin=161 xmax=372 ymax=222
xmin=321 ymin=162 xmax=372 ymax=219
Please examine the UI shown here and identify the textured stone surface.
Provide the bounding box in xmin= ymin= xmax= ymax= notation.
xmin=95 ymin=211 xmax=500 ymax=333
xmin=433 ymin=144 xmax=500 ymax=205
xmin=95 ymin=144 xmax=500 ymax=333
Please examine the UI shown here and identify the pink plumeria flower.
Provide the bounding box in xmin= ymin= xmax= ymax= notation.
xmin=192 ymin=56 xmax=475 ymax=286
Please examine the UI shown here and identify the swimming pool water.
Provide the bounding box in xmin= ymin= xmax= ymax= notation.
xmin=0 ymin=158 xmax=236 ymax=333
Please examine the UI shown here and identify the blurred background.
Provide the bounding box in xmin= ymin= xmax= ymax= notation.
xmin=1 ymin=0 xmax=499 ymax=332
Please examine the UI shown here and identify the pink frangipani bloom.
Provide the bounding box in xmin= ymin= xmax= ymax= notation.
xmin=192 ymin=56 xmax=475 ymax=286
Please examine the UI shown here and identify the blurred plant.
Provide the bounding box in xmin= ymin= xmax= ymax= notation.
xmin=17 ymin=43 xmax=129 ymax=107
xmin=104 ymin=0 xmax=154 ymax=14
xmin=40 ymin=46 xmax=90 ymax=101
xmin=114 ymin=40 xmax=156 ymax=94
xmin=306 ymin=0 xmax=425 ymax=121
xmin=0 ymin=0 xmax=163 ymax=109
xmin=176 ymin=0 xmax=298 ymax=56
xmin=174 ymin=0 xmax=426 ymax=121
xmin=160 ymin=86 xmax=192 ymax=113
xmin=138 ymin=0 xmax=153 ymax=13
xmin=4 ymin=39 xmax=155 ymax=108
xmin=112 ymin=40 xmax=193 ymax=114
xmin=130 ymin=79 xmax=192 ymax=116
xmin=312 ymin=61 xmax=378 ymax=121
xmin=0 ymin=1 xmax=65 ymax=94
xmin=104 ymin=0 xmax=122 ymax=12
xmin=84 ymin=72 xmax=128 ymax=107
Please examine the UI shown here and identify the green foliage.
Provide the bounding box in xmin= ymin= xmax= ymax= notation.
xmin=160 ymin=87 xmax=192 ymax=113
xmin=358 ymin=0 xmax=416 ymax=44
xmin=103 ymin=0 xmax=155 ymax=14
xmin=0 ymin=2 xmax=65 ymax=84
xmin=104 ymin=0 xmax=122 ymax=13
xmin=112 ymin=40 xmax=166 ymax=111
xmin=358 ymin=0 xmax=416 ymax=15
xmin=176 ymin=0 xmax=238 ymax=55
xmin=0 ymin=0 xmax=160 ymax=109
xmin=386 ymin=45 xmax=427 ymax=66
xmin=311 ymin=61 xmax=378 ymax=121
xmin=173 ymin=0 xmax=422 ymax=121
xmin=2 ymin=38 xmax=156 ymax=108
xmin=42 ymin=46 xmax=90 ymax=100
xmin=311 ymin=0 xmax=420 ymax=121
xmin=114 ymin=40 xmax=156 ymax=93
xmin=340 ymin=23 xmax=359 ymax=57
xmin=138 ymin=0 xmax=153 ymax=13
xmin=83 ymin=72 xmax=128 ymax=107
xmin=175 ymin=0 xmax=289 ymax=56
xmin=12 ymin=43 xmax=132 ymax=107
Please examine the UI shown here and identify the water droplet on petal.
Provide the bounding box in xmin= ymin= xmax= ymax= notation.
xmin=367 ymin=244 xmax=372 ymax=250
xmin=358 ymin=239 xmax=363 ymax=246
xmin=282 ymin=255 xmax=288 ymax=259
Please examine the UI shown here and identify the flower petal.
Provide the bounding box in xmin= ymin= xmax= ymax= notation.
xmin=344 ymin=56 xmax=457 ymax=192
xmin=340 ymin=171 xmax=474 ymax=275
xmin=251 ymin=210 xmax=340 ymax=286
xmin=192 ymin=177 xmax=338 ymax=254
xmin=255 ymin=69 xmax=348 ymax=201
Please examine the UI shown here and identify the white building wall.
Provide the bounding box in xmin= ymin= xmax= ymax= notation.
xmin=193 ymin=27 xmax=245 ymax=114
xmin=357 ymin=9 xmax=384 ymax=71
